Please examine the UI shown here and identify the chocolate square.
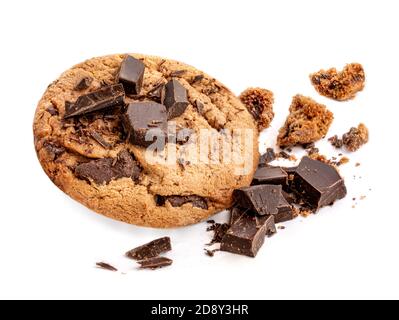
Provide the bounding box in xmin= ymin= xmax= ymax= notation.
xmin=161 ymin=79 xmax=189 ymax=119
xmin=252 ymin=166 xmax=288 ymax=185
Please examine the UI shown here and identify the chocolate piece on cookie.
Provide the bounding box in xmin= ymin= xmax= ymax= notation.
xmin=277 ymin=95 xmax=333 ymax=147
xmin=126 ymin=237 xmax=172 ymax=260
xmin=233 ymin=185 xmax=281 ymax=216
xmin=75 ymin=150 xmax=140 ymax=185
xmin=239 ymin=87 xmax=274 ymax=131
xmin=123 ymin=102 xmax=168 ymax=148
xmin=161 ymin=79 xmax=189 ymax=119
xmin=117 ymin=55 xmax=145 ymax=95
xmin=221 ymin=210 xmax=276 ymax=257
xmin=64 ymin=84 xmax=125 ymax=118
xmin=74 ymin=76 xmax=93 ymax=91
xmin=310 ymin=63 xmax=365 ymax=101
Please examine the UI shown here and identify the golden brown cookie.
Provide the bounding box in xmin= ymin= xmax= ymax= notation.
xmin=33 ymin=54 xmax=259 ymax=228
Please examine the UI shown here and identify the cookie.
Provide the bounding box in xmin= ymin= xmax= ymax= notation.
xmin=33 ymin=54 xmax=259 ymax=228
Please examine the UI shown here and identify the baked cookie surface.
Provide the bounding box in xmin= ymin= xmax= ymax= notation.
xmin=34 ymin=54 xmax=259 ymax=228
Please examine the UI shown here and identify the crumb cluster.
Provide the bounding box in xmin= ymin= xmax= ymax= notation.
xmin=277 ymin=95 xmax=334 ymax=147
xmin=239 ymin=87 xmax=274 ymax=131
xmin=310 ymin=63 xmax=365 ymax=101
xmin=329 ymin=123 xmax=369 ymax=152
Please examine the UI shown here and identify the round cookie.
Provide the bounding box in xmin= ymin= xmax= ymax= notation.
xmin=33 ymin=54 xmax=259 ymax=228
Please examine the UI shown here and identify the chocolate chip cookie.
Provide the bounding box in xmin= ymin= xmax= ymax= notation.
xmin=33 ymin=54 xmax=259 ymax=228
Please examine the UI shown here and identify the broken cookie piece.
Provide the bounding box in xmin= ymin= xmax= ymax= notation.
xmin=342 ymin=123 xmax=369 ymax=152
xmin=310 ymin=63 xmax=365 ymax=101
xmin=75 ymin=150 xmax=140 ymax=185
xmin=277 ymin=95 xmax=333 ymax=147
xmin=239 ymin=87 xmax=274 ymax=131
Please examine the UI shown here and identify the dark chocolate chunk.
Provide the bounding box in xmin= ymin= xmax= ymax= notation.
xmin=90 ymin=131 xmax=112 ymax=148
xmin=117 ymin=55 xmax=145 ymax=95
xmin=137 ymin=257 xmax=173 ymax=270
xmin=292 ymin=156 xmax=347 ymax=209
xmin=220 ymin=212 xmax=276 ymax=257
xmin=161 ymin=79 xmax=189 ymax=119
xmin=123 ymin=102 xmax=167 ymax=148
xmin=281 ymin=166 xmax=298 ymax=175
xmin=147 ymin=81 xmax=165 ymax=101
xmin=252 ymin=166 xmax=288 ymax=185
xmin=126 ymin=237 xmax=172 ymax=260
xmin=281 ymin=190 xmax=297 ymax=204
xmin=96 ymin=262 xmax=118 ymax=272
xmin=230 ymin=207 xmax=245 ymax=225
xmin=274 ymin=196 xmax=294 ymax=223
xmin=75 ymin=150 xmax=140 ymax=185
xmin=191 ymin=74 xmax=204 ymax=84
xmin=167 ymin=195 xmax=208 ymax=210
xmin=43 ymin=141 xmax=65 ymax=160
xmin=233 ymin=185 xmax=281 ymax=216
xmin=259 ymin=148 xmax=276 ymax=166
xmin=74 ymin=76 xmax=93 ymax=91
xmin=64 ymin=84 xmax=125 ymax=118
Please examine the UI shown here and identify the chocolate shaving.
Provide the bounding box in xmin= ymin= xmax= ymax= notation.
xmin=90 ymin=131 xmax=112 ymax=148
xmin=96 ymin=262 xmax=118 ymax=272
xmin=170 ymin=70 xmax=187 ymax=77
xmin=137 ymin=257 xmax=173 ymax=270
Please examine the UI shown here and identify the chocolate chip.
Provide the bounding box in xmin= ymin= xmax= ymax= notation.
xmin=96 ymin=262 xmax=118 ymax=272
xmin=161 ymin=79 xmax=189 ymax=119
xmin=74 ymin=76 xmax=93 ymax=91
xmin=123 ymin=102 xmax=167 ymax=148
xmin=147 ymin=81 xmax=165 ymax=101
xmin=64 ymin=84 xmax=125 ymax=118
xmin=117 ymin=55 xmax=145 ymax=95
xmin=252 ymin=166 xmax=288 ymax=186
xmin=167 ymin=195 xmax=208 ymax=209
xmin=126 ymin=237 xmax=172 ymax=260
xmin=74 ymin=150 xmax=140 ymax=185
xmin=137 ymin=257 xmax=173 ymax=270
xmin=46 ymin=105 xmax=59 ymax=116
xmin=259 ymin=148 xmax=276 ymax=166
xmin=169 ymin=70 xmax=187 ymax=77
xmin=43 ymin=141 xmax=65 ymax=160
xmin=191 ymin=74 xmax=204 ymax=84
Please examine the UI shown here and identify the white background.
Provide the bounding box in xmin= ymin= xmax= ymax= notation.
xmin=0 ymin=0 xmax=398 ymax=300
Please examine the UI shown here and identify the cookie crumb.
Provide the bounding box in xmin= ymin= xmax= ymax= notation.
xmin=239 ymin=87 xmax=274 ymax=131
xmin=277 ymin=95 xmax=333 ymax=147
xmin=278 ymin=226 xmax=286 ymax=230
xmin=342 ymin=123 xmax=369 ymax=152
xmin=355 ymin=162 xmax=361 ymax=167
xmin=328 ymin=135 xmax=344 ymax=149
xmin=310 ymin=63 xmax=365 ymax=101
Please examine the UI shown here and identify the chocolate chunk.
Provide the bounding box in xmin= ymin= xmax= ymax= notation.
xmin=90 ymin=131 xmax=112 ymax=148
xmin=230 ymin=207 xmax=245 ymax=225
xmin=292 ymin=156 xmax=347 ymax=209
xmin=191 ymin=74 xmax=204 ymax=84
xmin=252 ymin=166 xmax=288 ymax=186
xmin=123 ymin=102 xmax=167 ymax=147
xmin=96 ymin=262 xmax=118 ymax=272
xmin=74 ymin=76 xmax=93 ymax=91
xmin=220 ymin=212 xmax=276 ymax=257
xmin=274 ymin=196 xmax=294 ymax=223
xmin=259 ymin=148 xmax=276 ymax=166
xmin=167 ymin=195 xmax=208 ymax=210
xmin=126 ymin=237 xmax=172 ymax=260
xmin=281 ymin=166 xmax=297 ymax=175
xmin=75 ymin=150 xmax=140 ymax=185
xmin=137 ymin=257 xmax=173 ymax=270
xmin=169 ymin=70 xmax=187 ymax=77
xmin=64 ymin=84 xmax=125 ymax=118
xmin=43 ymin=141 xmax=65 ymax=160
xmin=233 ymin=185 xmax=281 ymax=216
xmin=281 ymin=190 xmax=297 ymax=204
xmin=117 ymin=55 xmax=145 ymax=95
xmin=147 ymin=81 xmax=165 ymax=101
xmin=161 ymin=79 xmax=189 ymax=119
